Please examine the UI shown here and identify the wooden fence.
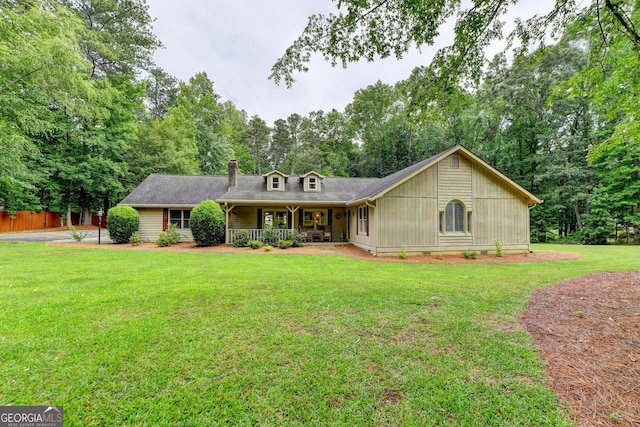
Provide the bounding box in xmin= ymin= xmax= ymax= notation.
xmin=0 ymin=211 xmax=107 ymax=232
xmin=0 ymin=211 xmax=62 ymax=233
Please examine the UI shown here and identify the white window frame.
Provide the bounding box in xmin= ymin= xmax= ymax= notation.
xmin=303 ymin=210 xmax=327 ymax=229
xmin=442 ymin=201 xmax=468 ymax=234
xmin=170 ymin=209 xmax=191 ymax=229
xmin=358 ymin=206 xmax=368 ymax=236
xmin=264 ymin=209 xmax=288 ymax=229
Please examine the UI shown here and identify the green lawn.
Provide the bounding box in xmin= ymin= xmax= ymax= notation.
xmin=1 ymin=243 xmax=638 ymax=426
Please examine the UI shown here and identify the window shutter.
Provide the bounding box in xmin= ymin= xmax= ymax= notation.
xmin=366 ymin=206 xmax=369 ymax=235
xmin=287 ymin=211 xmax=292 ymax=229
xmin=257 ymin=209 xmax=262 ymax=229
xmin=328 ymin=209 xmax=332 ymax=226
xmin=298 ymin=210 xmax=303 ymax=229
xmin=162 ymin=209 xmax=168 ymax=231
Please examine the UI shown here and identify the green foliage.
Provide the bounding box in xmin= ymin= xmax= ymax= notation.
xmin=69 ymin=226 xmax=88 ymax=242
xmin=576 ymin=214 xmax=611 ymax=245
xmin=5 ymin=244 xmax=640 ymax=425
xmin=129 ymin=231 xmax=141 ymax=246
xmin=399 ymin=245 xmax=407 ymax=259
xmin=285 ymin=230 xmax=305 ymax=247
xmin=190 ymin=200 xmax=225 ymax=247
xmin=462 ymin=250 xmax=478 ymax=259
xmin=242 ymin=115 xmax=271 ymax=174
xmin=126 ymin=113 xmax=200 ymax=187
xmin=176 ymin=72 xmax=233 ymax=175
xmin=106 ymin=206 xmax=139 ymax=244
xmin=233 ymin=230 xmax=251 ymax=247
xmin=156 ymin=223 xmax=181 ymax=247
xmin=263 ymin=244 xmax=273 ymax=252
xmin=248 ymin=240 xmax=262 ymax=249
xmin=261 ymin=227 xmax=281 ymax=246
xmin=494 ymin=238 xmax=504 ymax=257
xmin=277 ymin=239 xmax=293 ymax=249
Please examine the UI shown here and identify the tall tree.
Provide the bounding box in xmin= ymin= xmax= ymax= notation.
xmin=61 ymin=0 xmax=162 ymax=78
xmin=144 ymin=67 xmax=179 ymax=120
xmin=175 ymin=72 xmax=233 ymax=175
xmin=270 ymin=119 xmax=293 ymax=171
xmin=125 ymin=110 xmax=200 ymax=187
xmin=241 ymin=116 xmax=270 ymax=175
xmin=0 ymin=0 xmax=93 ymax=213
xmin=270 ymin=1 xmax=639 ymax=89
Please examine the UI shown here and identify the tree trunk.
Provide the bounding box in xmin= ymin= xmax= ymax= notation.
xmin=66 ymin=205 xmax=72 ymax=227
xmin=82 ymin=207 xmax=91 ymax=225
xmin=574 ymin=202 xmax=583 ymax=229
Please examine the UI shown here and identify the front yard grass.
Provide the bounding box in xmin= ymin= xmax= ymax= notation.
xmin=0 ymin=243 xmax=638 ymax=425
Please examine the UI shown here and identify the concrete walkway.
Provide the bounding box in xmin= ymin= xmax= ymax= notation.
xmin=0 ymin=228 xmax=112 ymax=243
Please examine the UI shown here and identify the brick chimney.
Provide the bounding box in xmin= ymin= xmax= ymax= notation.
xmin=228 ymin=159 xmax=238 ymax=189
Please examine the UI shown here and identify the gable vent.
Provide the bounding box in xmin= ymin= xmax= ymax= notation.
xmin=451 ymin=156 xmax=460 ymax=169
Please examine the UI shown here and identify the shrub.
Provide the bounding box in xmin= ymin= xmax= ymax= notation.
xmin=69 ymin=226 xmax=88 ymax=242
xmin=233 ymin=230 xmax=251 ymax=247
xmin=248 ymin=240 xmax=262 ymax=249
xmin=261 ymin=227 xmax=280 ymax=246
xmin=190 ymin=200 xmax=225 ymax=246
xmin=107 ymin=205 xmax=139 ymax=244
xmin=462 ymin=250 xmax=478 ymax=259
xmin=399 ymin=245 xmax=407 ymax=259
xmin=286 ymin=230 xmax=305 ymax=247
xmin=129 ymin=231 xmax=141 ymax=246
xmin=494 ymin=238 xmax=504 ymax=257
xmin=156 ymin=223 xmax=181 ymax=247
xmin=263 ymin=244 xmax=273 ymax=252
xmin=278 ymin=239 xmax=293 ymax=249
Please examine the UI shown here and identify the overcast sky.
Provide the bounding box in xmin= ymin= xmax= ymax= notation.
xmin=148 ymin=1 xmax=556 ymax=125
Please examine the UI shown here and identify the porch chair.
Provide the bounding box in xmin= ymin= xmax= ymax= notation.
xmin=322 ymin=227 xmax=331 ymax=242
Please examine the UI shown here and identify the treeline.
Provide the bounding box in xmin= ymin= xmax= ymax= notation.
xmin=1 ymin=0 xmax=638 ymax=243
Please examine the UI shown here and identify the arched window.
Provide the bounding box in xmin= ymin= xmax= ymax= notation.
xmin=445 ymin=201 xmax=465 ymax=233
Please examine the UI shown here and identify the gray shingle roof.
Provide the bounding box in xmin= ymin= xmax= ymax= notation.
xmin=120 ymin=173 xmax=379 ymax=207
xmin=119 ymin=145 xmax=540 ymax=208
xmin=119 ymin=174 xmax=229 ymax=207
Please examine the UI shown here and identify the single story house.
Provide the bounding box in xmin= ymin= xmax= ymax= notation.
xmin=119 ymin=145 xmax=541 ymax=255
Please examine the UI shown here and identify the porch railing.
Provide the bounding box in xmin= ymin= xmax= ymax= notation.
xmin=228 ymin=228 xmax=292 ymax=244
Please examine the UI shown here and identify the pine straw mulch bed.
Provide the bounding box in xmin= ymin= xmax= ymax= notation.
xmin=53 ymin=240 xmax=582 ymax=263
xmin=521 ymin=271 xmax=640 ymax=426
xmin=52 ymin=240 xmax=640 ymax=425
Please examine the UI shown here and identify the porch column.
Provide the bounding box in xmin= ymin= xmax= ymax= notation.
xmin=287 ymin=206 xmax=299 ymax=230
xmin=223 ymin=204 xmax=235 ymax=244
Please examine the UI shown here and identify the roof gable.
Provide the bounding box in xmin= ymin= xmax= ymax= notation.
xmin=351 ymin=145 xmax=540 ymax=205
xmin=298 ymin=171 xmax=325 ymax=180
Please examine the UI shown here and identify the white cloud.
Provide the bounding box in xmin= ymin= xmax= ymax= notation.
xmin=148 ymin=0 xmax=556 ymax=125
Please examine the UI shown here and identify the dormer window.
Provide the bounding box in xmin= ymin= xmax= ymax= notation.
xmin=299 ymin=171 xmax=324 ymax=192
xmin=264 ymin=171 xmax=288 ymax=191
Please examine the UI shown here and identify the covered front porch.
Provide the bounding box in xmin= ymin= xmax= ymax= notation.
xmin=223 ymin=204 xmax=350 ymax=244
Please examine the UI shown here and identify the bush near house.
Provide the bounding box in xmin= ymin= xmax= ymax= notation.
xmin=106 ymin=205 xmax=139 ymax=244
xmin=190 ymin=200 xmax=225 ymax=246
xmin=261 ymin=227 xmax=280 ymax=246
xmin=233 ymin=230 xmax=251 ymax=247
xmin=285 ymin=230 xmax=305 ymax=247
xmin=156 ymin=223 xmax=181 ymax=247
